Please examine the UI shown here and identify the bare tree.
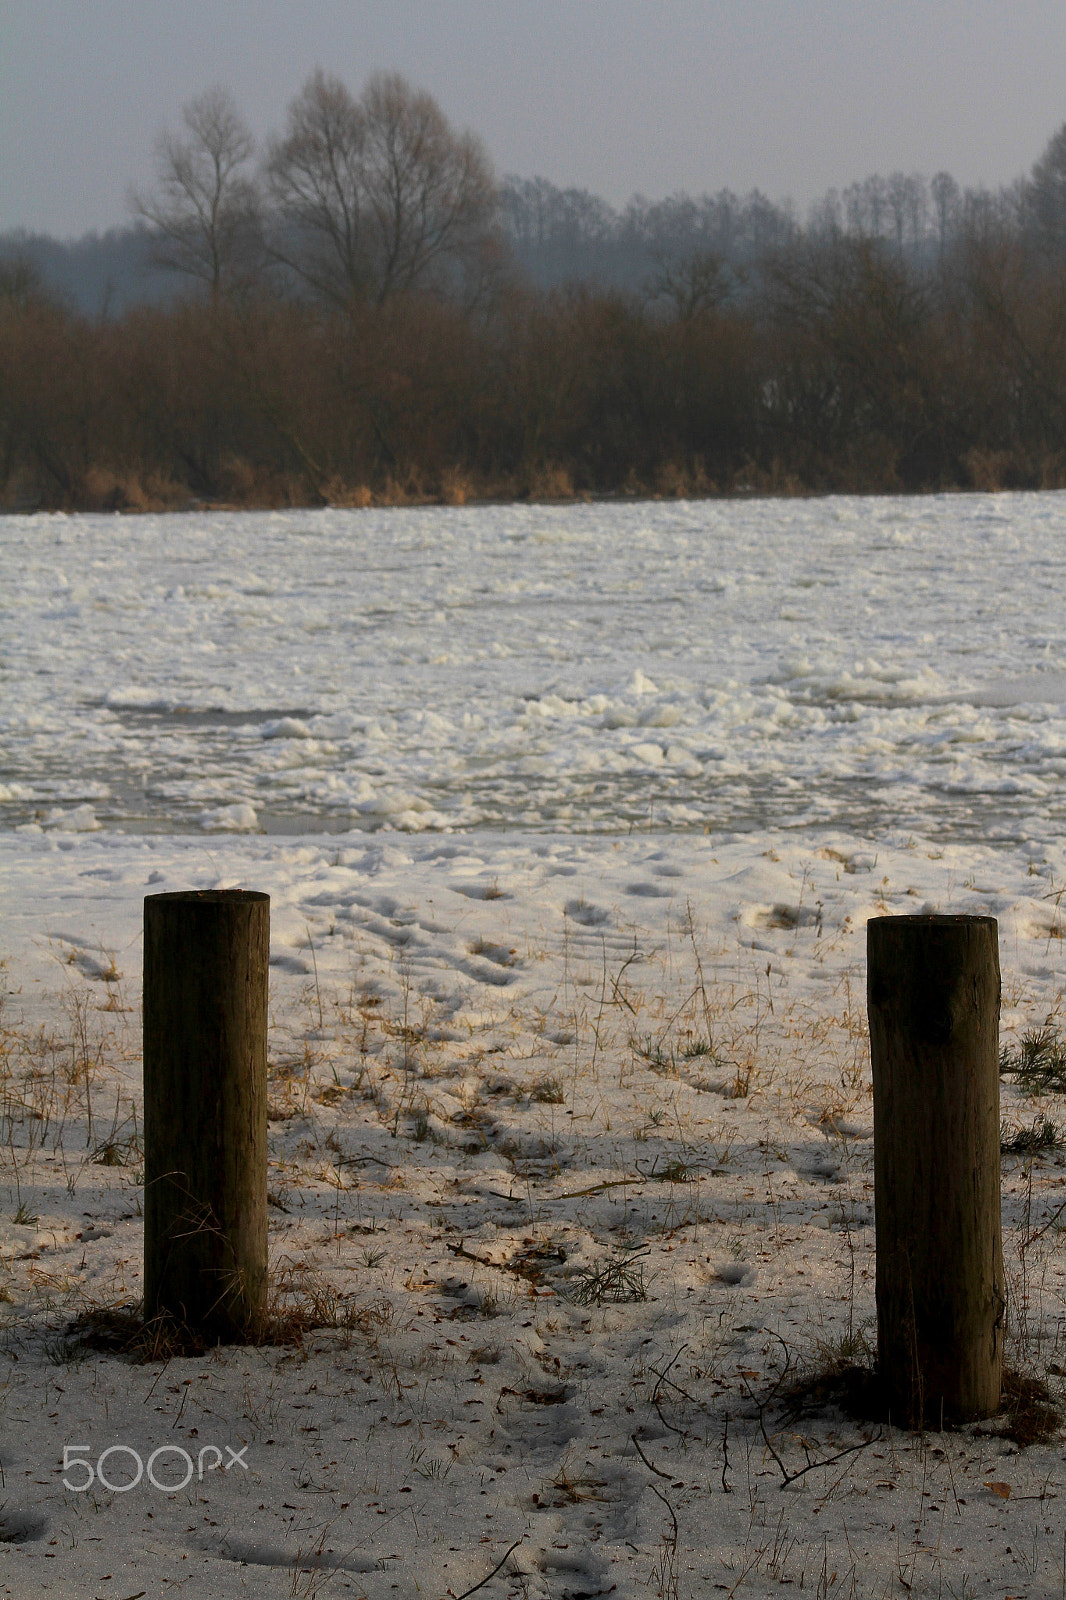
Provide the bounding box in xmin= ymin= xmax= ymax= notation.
xmin=645 ymin=249 xmax=730 ymax=322
xmin=884 ymin=172 xmax=927 ymax=254
xmin=131 ymin=87 xmax=262 ymax=300
xmin=263 ymin=69 xmax=371 ymax=306
xmin=930 ymin=171 xmax=960 ymax=256
xmin=884 ymin=172 xmax=910 ymax=253
xmin=362 ymin=72 xmax=497 ymax=304
xmin=1026 ymin=123 xmax=1066 ymax=256
xmin=842 ymin=174 xmax=889 ymax=240
xmin=0 ymin=253 xmax=47 ymax=311
xmin=807 ymin=188 xmax=843 ymax=238
xmin=903 ymin=174 xmax=929 ymax=250
xmin=266 ymin=70 xmax=499 ymax=309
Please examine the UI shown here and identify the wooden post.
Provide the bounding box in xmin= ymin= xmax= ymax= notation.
xmin=868 ymin=913 xmax=1003 ymax=1424
xmin=143 ymin=890 xmax=268 ymax=1340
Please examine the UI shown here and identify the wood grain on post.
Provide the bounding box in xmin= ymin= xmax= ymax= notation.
xmin=143 ymin=890 xmax=268 ymax=1340
xmin=868 ymin=913 xmax=1003 ymax=1424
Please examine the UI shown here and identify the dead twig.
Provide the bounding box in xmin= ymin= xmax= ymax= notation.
xmin=630 ymin=1432 xmax=673 ymax=1480
xmin=448 ymin=1537 xmax=523 ymax=1599
xmin=758 ymin=1405 xmax=880 ymax=1489
xmin=649 ymin=1345 xmax=693 ymax=1440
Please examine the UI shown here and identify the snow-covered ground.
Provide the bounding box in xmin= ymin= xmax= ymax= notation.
xmin=3 ymin=495 xmax=1066 ymax=1597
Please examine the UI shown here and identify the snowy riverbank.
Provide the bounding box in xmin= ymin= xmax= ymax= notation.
xmin=4 ymin=496 xmax=1066 ymax=1596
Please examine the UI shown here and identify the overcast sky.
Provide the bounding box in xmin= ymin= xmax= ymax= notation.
xmin=3 ymin=0 xmax=1065 ymax=238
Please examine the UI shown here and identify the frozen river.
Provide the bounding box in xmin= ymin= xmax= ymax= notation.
xmin=4 ymin=491 xmax=1066 ymax=845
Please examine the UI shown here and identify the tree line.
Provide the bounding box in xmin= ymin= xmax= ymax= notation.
xmin=5 ymin=73 xmax=1066 ymax=511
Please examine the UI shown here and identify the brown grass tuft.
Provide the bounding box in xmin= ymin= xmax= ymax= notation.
xmin=999 ymin=1367 xmax=1062 ymax=1447
xmin=58 ymin=1260 xmax=375 ymax=1361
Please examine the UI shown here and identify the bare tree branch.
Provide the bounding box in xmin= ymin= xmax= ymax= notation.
xmin=130 ymin=87 xmax=262 ymax=301
xmin=265 ymin=70 xmax=500 ymax=311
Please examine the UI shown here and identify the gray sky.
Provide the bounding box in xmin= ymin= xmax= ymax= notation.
xmin=3 ymin=0 xmax=1065 ymax=237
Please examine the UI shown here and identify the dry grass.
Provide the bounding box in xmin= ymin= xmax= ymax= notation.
xmin=764 ymin=1342 xmax=1062 ymax=1451
xmin=5 ymin=905 xmax=1066 ymax=1480
xmin=998 ymin=1367 xmax=1062 ymax=1446
xmin=57 ymin=1259 xmax=379 ymax=1362
xmin=1001 ymin=1019 xmax=1066 ymax=1093
xmin=566 ymin=1247 xmax=650 ymax=1306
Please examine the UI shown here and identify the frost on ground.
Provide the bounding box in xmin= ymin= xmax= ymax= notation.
xmin=3 ymin=828 xmax=1066 ymax=1598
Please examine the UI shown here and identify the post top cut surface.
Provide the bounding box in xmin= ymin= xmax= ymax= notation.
xmin=867 ymin=913 xmax=1000 ymax=959
xmin=868 ymin=913 xmax=997 ymax=927
xmin=145 ymin=889 xmax=269 ymax=905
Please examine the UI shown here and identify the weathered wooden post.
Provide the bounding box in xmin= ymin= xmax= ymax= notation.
xmin=143 ymin=890 xmax=268 ymax=1340
xmin=868 ymin=913 xmax=1003 ymax=1424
